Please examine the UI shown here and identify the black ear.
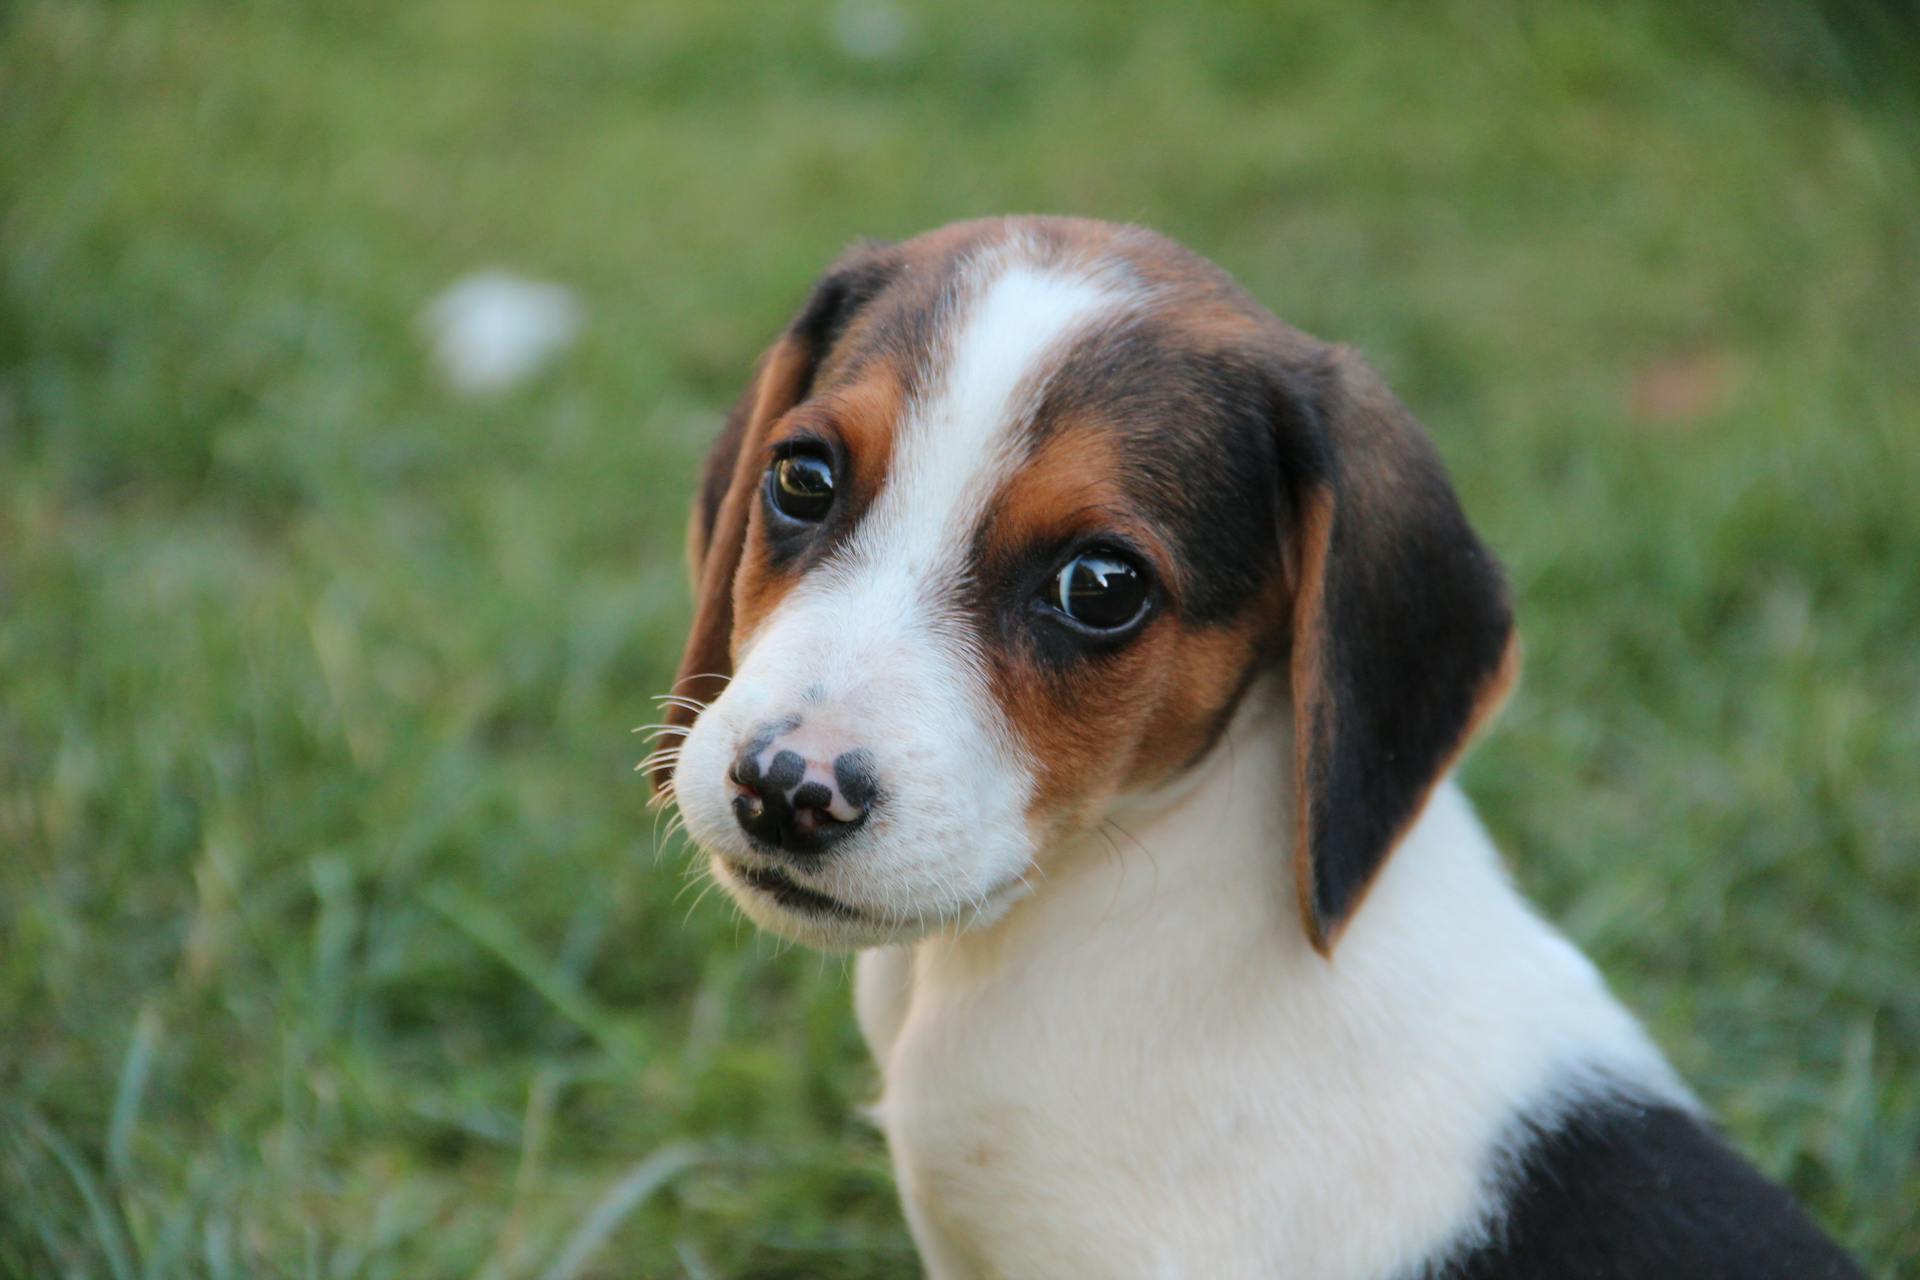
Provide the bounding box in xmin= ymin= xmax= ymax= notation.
xmin=1278 ymin=345 xmax=1518 ymax=952
xmin=659 ymin=242 xmax=900 ymax=792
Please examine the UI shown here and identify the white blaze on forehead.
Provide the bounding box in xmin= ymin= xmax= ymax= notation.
xmin=847 ymin=260 xmax=1131 ymax=577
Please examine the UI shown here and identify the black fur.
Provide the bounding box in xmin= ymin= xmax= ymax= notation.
xmin=1420 ymin=1091 xmax=1865 ymax=1280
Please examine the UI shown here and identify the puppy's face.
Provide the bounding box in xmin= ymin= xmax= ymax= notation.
xmin=660 ymin=219 xmax=1515 ymax=951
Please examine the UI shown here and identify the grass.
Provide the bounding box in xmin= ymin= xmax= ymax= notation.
xmin=2 ymin=0 xmax=1916 ymax=1275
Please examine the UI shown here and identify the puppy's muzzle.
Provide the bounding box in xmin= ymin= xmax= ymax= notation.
xmin=727 ymin=721 xmax=878 ymax=857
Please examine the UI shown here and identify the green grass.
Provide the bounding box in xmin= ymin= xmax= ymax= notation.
xmin=3 ymin=0 xmax=1917 ymax=1275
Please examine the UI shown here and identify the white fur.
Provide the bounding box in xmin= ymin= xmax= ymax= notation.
xmin=672 ymin=251 xmax=1136 ymax=946
xmin=857 ymin=680 xmax=1690 ymax=1279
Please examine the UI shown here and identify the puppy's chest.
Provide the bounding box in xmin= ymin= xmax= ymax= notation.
xmin=861 ymin=950 xmax=1485 ymax=1280
xmin=864 ymin=932 xmax=1520 ymax=1280
xmin=874 ymin=970 xmax=1244 ymax=1275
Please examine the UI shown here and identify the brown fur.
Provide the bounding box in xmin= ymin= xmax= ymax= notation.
xmin=975 ymin=424 xmax=1282 ymax=832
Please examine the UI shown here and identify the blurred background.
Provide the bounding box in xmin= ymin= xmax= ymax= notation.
xmin=3 ymin=1 xmax=1917 ymax=1275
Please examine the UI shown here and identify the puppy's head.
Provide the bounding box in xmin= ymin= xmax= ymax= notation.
xmin=656 ymin=218 xmax=1514 ymax=951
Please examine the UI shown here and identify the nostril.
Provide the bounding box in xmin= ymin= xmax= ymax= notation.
xmin=791 ymin=781 xmax=833 ymax=816
xmin=833 ymin=749 xmax=880 ymax=812
xmin=791 ymin=780 xmax=867 ymax=834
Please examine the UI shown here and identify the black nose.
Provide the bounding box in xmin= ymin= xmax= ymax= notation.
xmin=729 ymin=741 xmax=877 ymax=857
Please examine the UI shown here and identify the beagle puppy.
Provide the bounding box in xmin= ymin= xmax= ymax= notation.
xmin=653 ymin=217 xmax=1864 ymax=1279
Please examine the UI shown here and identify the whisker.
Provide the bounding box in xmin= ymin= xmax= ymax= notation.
xmin=1106 ymin=818 xmax=1159 ymax=893
xmin=651 ymin=802 xmax=672 ymax=851
xmin=641 ymin=727 xmax=693 ymax=745
xmin=650 ymin=802 xmax=691 ymax=850
xmin=652 ymin=694 xmax=710 ymax=713
xmin=678 ymin=861 xmax=718 ymax=898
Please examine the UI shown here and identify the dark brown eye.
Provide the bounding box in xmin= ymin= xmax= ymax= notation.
xmin=768 ymin=451 xmax=835 ymax=522
xmin=1052 ymin=550 xmax=1150 ymax=632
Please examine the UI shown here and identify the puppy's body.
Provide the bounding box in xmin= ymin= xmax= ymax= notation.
xmin=856 ymin=703 xmax=1650 ymax=1278
xmin=657 ymin=218 xmax=1864 ymax=1278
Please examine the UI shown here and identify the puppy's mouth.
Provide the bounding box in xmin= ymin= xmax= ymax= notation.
xmin=727 ymin=862 xmax=865 ymax=921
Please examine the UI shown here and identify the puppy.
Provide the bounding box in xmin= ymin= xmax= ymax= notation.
xmin=654 ymin=217 xmax=1864 ymax=1279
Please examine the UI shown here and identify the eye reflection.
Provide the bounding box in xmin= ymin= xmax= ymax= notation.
xmin=769 ymin=452 xmax=835 ymax=522
xmin=1052 ymin=550 xmax=1149 ymax=631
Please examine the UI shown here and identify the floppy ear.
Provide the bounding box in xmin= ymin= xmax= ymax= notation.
xmin=655 ymin=244 xmax=900 ymax=790
xmin=1278 ymin=345 xmax=1518 ymax=953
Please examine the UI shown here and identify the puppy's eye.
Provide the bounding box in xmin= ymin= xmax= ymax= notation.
xmin=768 ymin=451 xmax=835 ymax=522
xmin=1051 ymin=550 xmax=1150 ymax=632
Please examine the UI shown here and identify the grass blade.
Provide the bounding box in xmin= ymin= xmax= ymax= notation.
xmin=107 ymin=1002 xmax=163 ymax=1180
xmin=422 ymin=885 xmax=647 ymax=1066
xmin=22 ymin=1108 xmax=137 ymax=1280
xmin=538 ymin=1143 xmax=704 ymax=1280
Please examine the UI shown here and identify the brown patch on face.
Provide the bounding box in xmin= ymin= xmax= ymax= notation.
xmin=977 ymin=427 xmax=1149 ymax=826
xmin=814 ymin=373 xmax=907 ymax=512
xmin=999 ymin=598 xmax=1279 ymax=845
xmin=974 ymin=425 xmax=1135 ymax=567
xmin=1124 ymin=589 xmax=1282 ymax=783
xmin=976 ymin=423 xmax=1286 ymax=840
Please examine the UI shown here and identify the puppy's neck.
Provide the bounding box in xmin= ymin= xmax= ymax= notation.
xmin=901 ymin=678 xmax=1679 ymax=1104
